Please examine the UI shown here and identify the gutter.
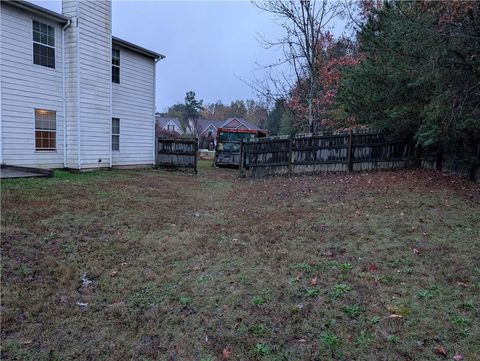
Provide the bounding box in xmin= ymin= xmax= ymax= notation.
xmin=62 ymin=19 xmax=72 ymax=168
xmin=6 ymin=0 xmax=68 ymax=24
xmin=112 ymin=36 xmax=165 ymax=60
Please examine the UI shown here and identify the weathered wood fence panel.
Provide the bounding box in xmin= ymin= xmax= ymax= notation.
xmin=156 ymin=137 xmax=198 ymax=173
xmin=240 ymin=130 xmax=416 ymax=178
xmin=240 ymin=137 xmax=291 ymax=177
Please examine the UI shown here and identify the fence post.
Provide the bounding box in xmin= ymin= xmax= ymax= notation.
xmin=288 ymin=135 xmax=293 ymax=176
xmin=239 ymin=140 xmax=245 ymax=177
xmin=347 ymin=129 xmax=353 ymax=172
xmin=435 ymin=147 xmax=444 ymax=171
xmin=194 ymin=139 xmax=198 ymax=174
xmin=155 ymin=136 xmax=158 ymax=168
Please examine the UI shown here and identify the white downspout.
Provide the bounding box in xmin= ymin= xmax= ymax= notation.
xmin=152 ymin=58 xmax=160 ymax=166
xmin=76 ymin=11 xmax=81 ymax=170
xmin=62 ymin=19 xmax=72 ymax=168
xmin=109 ymin=3 xmax=112 ymax=168
xmin=0 ymin=7 xmax=3 ymax=166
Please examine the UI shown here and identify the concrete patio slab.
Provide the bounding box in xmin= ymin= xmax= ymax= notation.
xmin=1 ymin=166 xmax=53 ymax=179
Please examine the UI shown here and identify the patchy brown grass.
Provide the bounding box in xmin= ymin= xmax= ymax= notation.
xmin=1 ymin=162 xmax=479 ymax=360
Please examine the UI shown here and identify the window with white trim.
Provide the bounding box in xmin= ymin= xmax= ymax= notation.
xmin=112 ymin=48 xmax=120 ymax=83
xmin=112 ymin=118 xmax=120 ymax=151
xmin=167 ymin=124 xmax=175 ymax=132
xmin=35 ymin=109 xmax=56 ymax=151
xmin=33 ymin=20 xmax=55 ymax=68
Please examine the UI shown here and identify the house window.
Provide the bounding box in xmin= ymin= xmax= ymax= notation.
xmin=112 ymin=118 xmax=120 ymax=151
xmin=167 ymin=124 xmax=175 ymax=132
xmin=112 ymin=48 xmax=120 ymax=83
xmin=35 ymin=109 xmax=56 ymax=151
xmin=33 ymin=20 xmax=55 ymax=68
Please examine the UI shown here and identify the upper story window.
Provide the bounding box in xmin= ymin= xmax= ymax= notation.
xmin=35 ymin=109 xmax=56 ymax=151
xmin=112 ymin=48 xmax=120 ymax=83
xmin=33 ymin=20 xmax=55 ymax=68
xmin=167 ymin=124 xmax=175 ymax=132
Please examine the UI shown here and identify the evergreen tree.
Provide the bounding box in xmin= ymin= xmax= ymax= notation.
xmin=336 ymin=1 xmax=480 ymax=161
xmin=279 ymin=112 xmax=293 ymax=135
xmin=265 ymin=99 xmax=285 ymax=136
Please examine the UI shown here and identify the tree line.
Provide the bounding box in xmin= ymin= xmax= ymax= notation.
xmin=253 ymin=0 xmax=479 ymax=164
xmin=159 ymin=92 xmax=295 ymax=136
xmin=161 ymin=1 xmax=479 ymax=165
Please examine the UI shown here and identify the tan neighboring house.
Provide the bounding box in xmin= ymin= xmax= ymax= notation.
xmin=186 ymin=117 xmax=261 ymax=148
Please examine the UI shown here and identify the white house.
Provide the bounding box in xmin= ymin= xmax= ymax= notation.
xmin=0 ymin=0 xmax=164 ymax=170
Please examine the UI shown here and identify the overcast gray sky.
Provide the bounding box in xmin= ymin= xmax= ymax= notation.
xmin=33 ymin=1 xmax=343 ymax=112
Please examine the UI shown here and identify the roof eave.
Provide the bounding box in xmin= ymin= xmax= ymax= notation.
xmin=112 ymin=36 xmax=165 ymax=60
xmin=5 ymin=0 xmax=68 ymax=24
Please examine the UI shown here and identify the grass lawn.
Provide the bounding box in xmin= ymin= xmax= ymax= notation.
xmin=1 ymin=161 xmax=479 ymax=360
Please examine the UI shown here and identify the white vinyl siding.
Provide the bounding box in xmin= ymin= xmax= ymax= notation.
xmin=63 ymin=7 xmax=79 ymax=168
xmin=63 ymin=0 xmax=112 ymax=169
xmin=112 ymin=46 xmax=155 ymax=166
xmin=0 ymin=3 xmax=64 ymax=168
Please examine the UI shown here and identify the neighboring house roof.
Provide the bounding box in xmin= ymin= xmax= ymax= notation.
xmin=197 ymin=118 xmax=261 ymax=136
xmin=155 ymin=116 xmax=182 ymax=130
xmin=222 ymin=118 xmax=260 ymax=131
xmin=197 ymin=119 xmax=225 ymax=136
xmin=6 ymin=0 xmax=164 ymax=59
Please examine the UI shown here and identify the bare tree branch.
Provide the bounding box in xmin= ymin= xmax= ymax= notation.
xmin=249 ymin=0 xmax=343 ymax=131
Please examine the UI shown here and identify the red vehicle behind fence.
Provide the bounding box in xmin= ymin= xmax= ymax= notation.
xmin=215 ymin=128 xmax=267 ymax=167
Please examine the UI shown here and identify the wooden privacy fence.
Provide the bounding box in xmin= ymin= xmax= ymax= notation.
xmin=156 ymin=137 xmax=198 ymax=173
xmin=240 ymin=130 xmax=416 ymax=178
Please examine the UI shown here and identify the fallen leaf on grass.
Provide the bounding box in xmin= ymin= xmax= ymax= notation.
xmin=456 ymin=281 xmax=467 ymax=288
xmin=322 ymin=251 xmax=334 ymax=258
xmin=108 ymin=301 xmax=125 ymax=307
xmin=310 ymin=277 xmax=318 ymax=286
xmin=453 ymin=352 xmax=463 ymax=361
xmin=295 ymin=275 xmax=302 ymax=282
xmin=369 ymin=264 xmax=378 ymax=273
xmin=388 ymin=314 xmax=403 ymax=320
xmin=222 ymin=347 xmax=231 ymax=359
xmin=386 ymin=305 xmax=411 ymax=316
xmin=109 ymin=270 xmax=118 ymax=277
xmin=297 ymin=338 xmax=306 ymax=343
xmin=433 ymin=345 xmax=447 ymax=357
xmin=413 ymin=248 xmax=420 ymax=255
xmin=19 ymin=339 xmax=33 ymax=345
